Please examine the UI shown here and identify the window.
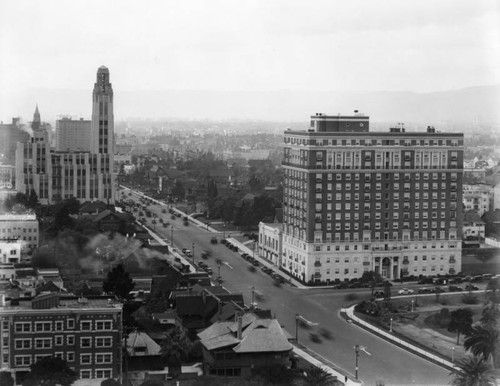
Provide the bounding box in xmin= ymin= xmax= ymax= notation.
xmin=67 ymin=335 xmax=75 ymax=345
xmin=80 ymin=370 xmax=92 ymax=379
xmin=81 ymin=354 xmax=92 ymax=365
xmin=35 ymin=322 xmax=51 ymax=332
xmin=81 ymin=337 xmax=92 ymax=348
xmin=55 ymin=336 xmax=63 ymax=346
xmin=15 ymin=355 xmax=31 ymax=366
xmin=96 ymin=337 xmax=112 ymax=348
xmin=35 ymin=338 xmax=51 ymax=349
xmin=15 ymin=322 xmax=31 ymax=333
xmin=55 ymin=321 xmax=63 ymax=331
xmin=15 ymin=339 xmax=31 ymax=350
xmin=96 ymin=369 xmax=112 ymax=379
xmin=67 ymin=319 xmax=75 ymax=329
xmin=96 ymin=353 xmax=112 ymax=364
xmin=80 ymin=321 xmax=92 ymax=331
xmin=67 ymin=352 xmax=75 ymax=362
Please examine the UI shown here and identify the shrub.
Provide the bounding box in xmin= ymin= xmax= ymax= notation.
xmin=462 ymin=293 xmax=479 ymax=304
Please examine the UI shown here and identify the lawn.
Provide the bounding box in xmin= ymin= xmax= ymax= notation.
xmin=356 ymin=292 xmax=488 ymax=364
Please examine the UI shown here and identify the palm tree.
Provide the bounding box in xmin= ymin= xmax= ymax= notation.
xmin=449 ymin=356 xmax=499 ymax=386
xmin=464 ymin=325 xmax=500 ymax=368
xmin=301 ymin=365 xmax=338 ymax=386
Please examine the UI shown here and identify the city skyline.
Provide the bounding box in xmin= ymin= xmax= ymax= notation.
xmin=1 ymin=0 xmax=499 ymax=121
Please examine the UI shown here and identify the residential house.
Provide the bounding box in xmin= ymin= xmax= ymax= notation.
xmin=198 ymin=313 xmax=293 ymax=377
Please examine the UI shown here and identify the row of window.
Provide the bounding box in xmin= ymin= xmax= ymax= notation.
xmin=13 ymin=319 xmax=113 ymax=333
xmin=13 ymin=336 xmax=113 ymax=349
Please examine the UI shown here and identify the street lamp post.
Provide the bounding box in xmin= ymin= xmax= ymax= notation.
xmin=390 ymin=317 xmax=393 ymax=332
xmin=217 ymin=261 xmax=222 ymax=285
xmin=251 ymin=286 xmax=255 ymax=307
xmin=192 ymin=243 xmax=195 ymax=265
xmin=354 ymin=344 xmax=371 ymax=380
xmin=171 ymin=228 xmax=174 ymax=246
xmin=223 ymin=223 xmax=226 ymax=239
xmin=411 ymin=299 xmax=414 ymax=313
xmin=452 ymin=346 xmax=455 ymax=362
xmin=295 ymin=314 xmax=318 ymax=344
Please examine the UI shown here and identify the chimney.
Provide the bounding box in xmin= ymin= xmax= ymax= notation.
xmin=237 ymin=315 xmax=243 ymax=340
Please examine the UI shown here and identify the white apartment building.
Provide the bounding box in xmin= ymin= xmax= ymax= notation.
xmin=258 ymin=222 xmax=283 ymax=267
xmin=463 ymin=183 xmax=493 ymax=216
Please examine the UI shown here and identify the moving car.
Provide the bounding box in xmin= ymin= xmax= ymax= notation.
xmin=398 ymin=288 xmax=414 ymax=295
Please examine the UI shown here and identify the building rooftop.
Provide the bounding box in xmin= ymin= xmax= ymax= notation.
xmin=0 ymin=213 xmax=37 ymax=221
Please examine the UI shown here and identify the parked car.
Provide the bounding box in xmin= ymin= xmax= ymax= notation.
xmin=448 ymin=285 xmax=463 ymax=292
xmin=418 ymin=287 xmax=434 ymax=294
xmin=465 ymin=284 xmax=479 ymax=291
xmin=449 ymin=277 xmax=463 ymax=284
xmin=418 ymin=277 xmax=434 ymax=285
xmin=398 ymin=288 xmax=414 ymax=295
xmin=210 ymin=237 xmax=218 ymax=244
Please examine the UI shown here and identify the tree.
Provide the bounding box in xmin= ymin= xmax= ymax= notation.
xmin=449 ymin=356 xmax=499 ymax=386
xmin=103 ymin=264 xmax=135 ymax=301
xmin=383 ymin=281 xmax=391 ymax=300
xmin=101 ymin=379 xmax=121 ymax=386
xmin=448 ymin=308 xmax=473 ymax=345
xmin=464 ymin=325 xmax=500 ymax=368
xmin=22 ymin=357 xmax=77 ymax=386
xmin=300 ymin=365 xmax=338 ymax=386
xmin=160 ymin=327 xmax=193 ymax=378
xmin=0 ymin=372 xmax=14 ymax=386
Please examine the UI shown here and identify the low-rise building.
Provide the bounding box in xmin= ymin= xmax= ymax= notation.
xmin=463 ymin=212 xmax=485 ymax=247
xmin=0 ymin=240 xmax=23 ymax=264
xmin=258 ymin=222 xmax=283 ymax=267
xmin=0 ymin=293 xmax=123 ymax=385
xmin=198 ymin=313 xmax=292 ymax=377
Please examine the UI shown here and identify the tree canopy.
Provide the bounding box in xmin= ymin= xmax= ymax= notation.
xmin=448 ymin=308 xmax=473 ymax=345
xmin=22 ymin=357 xmax=77 ymax=386
xmin=103 ymin=264 xmax=135 ymax=300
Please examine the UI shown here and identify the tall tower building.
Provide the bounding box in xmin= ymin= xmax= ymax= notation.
xmin=282 ymin=112 xmax=464 ymax=284
xmin=91 ymin=66 xmax=114 ymax=155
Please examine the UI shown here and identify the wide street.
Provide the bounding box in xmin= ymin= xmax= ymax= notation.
xmin=121 ymin=187 xmax=451 ymax=385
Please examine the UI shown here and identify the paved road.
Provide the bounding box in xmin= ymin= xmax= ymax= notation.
xmin=119 ymin=188 xmax=451 ymax=385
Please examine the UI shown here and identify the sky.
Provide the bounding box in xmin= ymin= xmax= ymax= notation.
xmin=1 ymin=0 xmax=499 ymax=121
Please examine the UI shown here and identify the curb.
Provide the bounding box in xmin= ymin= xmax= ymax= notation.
xmin=341 ymin=306 xmax=459 ymax=374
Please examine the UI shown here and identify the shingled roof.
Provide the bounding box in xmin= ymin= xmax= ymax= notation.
xmin=198 ymin=314 xmax=292 ymax=354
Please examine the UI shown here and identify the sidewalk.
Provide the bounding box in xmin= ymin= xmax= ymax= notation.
xmin=292 ymin=345 xmax=361 ymax=386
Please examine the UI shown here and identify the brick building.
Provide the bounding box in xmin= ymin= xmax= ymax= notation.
xmin=0 ymin=294 xmax=122 ymax=384
xmin=282 ymin=112 xmax=464 ymax=284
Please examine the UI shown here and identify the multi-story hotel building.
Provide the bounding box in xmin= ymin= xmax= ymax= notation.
xmin=0 ymin=294 xmax=122 ymax=384
xmin=282 ymin=113 xmax=464 ymax=284
xmin=15 ymin=66 xmax=115 ymax=204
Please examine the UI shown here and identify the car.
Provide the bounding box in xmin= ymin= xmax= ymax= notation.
xmin=251 ymin=260 xmax=260 ymax=267
xmin=398 ymin=288 xmax=414 ymax=295
xmin=418 ymin=277 xmax=434 ymax=285
xmin=449 ymin=277 xmax=463 ymax=284
xmin=418 ymin=287 xmax=434 ymax=294
xmin=210 ymin=237 xmax=218 ymax=244
xmin=448 ymin=285 xmax=463 ymax=292
xmin=465 ymin=284 xmax=479 ymax=291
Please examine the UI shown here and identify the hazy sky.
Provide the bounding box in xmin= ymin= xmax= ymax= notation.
xmin=1 ymin=0 xmax=499 ymax=121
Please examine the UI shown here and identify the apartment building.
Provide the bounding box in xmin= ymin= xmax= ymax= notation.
xmin=282 ymin=113 xmax=464 ymax=284
xmin=463 ymin=183 xmax=493 ymax=216
xmin=0 ymin=214 xmax=38 ymax=262
xmin=0 ymin=293 xmax=122 ymax=384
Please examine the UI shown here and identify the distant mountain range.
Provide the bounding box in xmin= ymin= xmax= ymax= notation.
xmin=9 ymin=84 xmax=500 ymax=127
